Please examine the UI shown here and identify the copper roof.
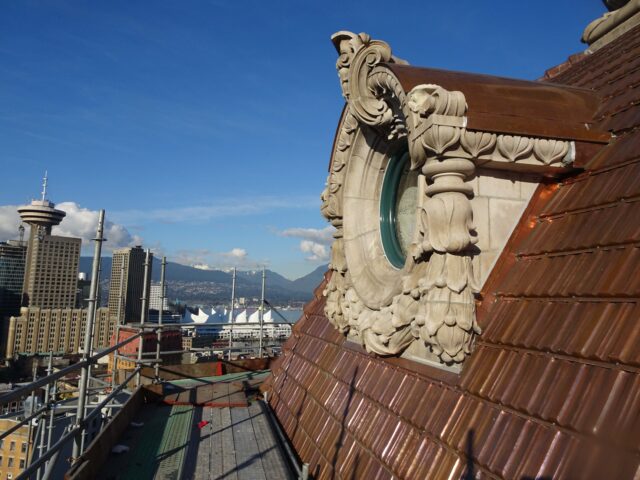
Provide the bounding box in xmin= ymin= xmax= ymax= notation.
xmin=267 ymin=21 xmax=640 ymax=480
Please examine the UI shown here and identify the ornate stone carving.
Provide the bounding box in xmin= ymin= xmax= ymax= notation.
xmin=321 ymin=31 xmax=574 ymax=369
xmin=320 ymin=110 xmax=356 ymax=333
xmin=533 ymin=138 xmax=570 ymax=165
xmin=497 ymin=135 xmax=534 ymax=162
xmin=460 ymin=131 xmax=497 ymax=159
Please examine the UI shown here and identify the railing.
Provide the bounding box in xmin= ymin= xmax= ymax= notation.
xmin=0 ymin=331 xmax=143 ymax=480
xmin=1 ymin=325 xmax=292 ymax=480
xmin=0 ymin=333 xmax=141 ymax=408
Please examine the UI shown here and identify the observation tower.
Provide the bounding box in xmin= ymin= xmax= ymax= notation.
xmin=17 ymin=172 xmax=66 ymax=240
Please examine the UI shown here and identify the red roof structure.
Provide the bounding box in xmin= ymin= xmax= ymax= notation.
xmin=266 ymin=5 xmax=640 ymax=479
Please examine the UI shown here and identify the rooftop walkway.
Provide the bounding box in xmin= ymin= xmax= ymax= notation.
xmin=97 ymin=370 xmax=293 ymax=480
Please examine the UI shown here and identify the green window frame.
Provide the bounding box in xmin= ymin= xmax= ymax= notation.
xmin=379 ymin=145 xmax=411 ymax=269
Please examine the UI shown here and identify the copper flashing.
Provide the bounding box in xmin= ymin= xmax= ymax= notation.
xmin=383 ymin=63 xmax=610 ymax=143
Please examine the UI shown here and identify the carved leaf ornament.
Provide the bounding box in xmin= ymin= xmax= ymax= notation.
xmin=321 ymin=31 xmax=572 ymax=369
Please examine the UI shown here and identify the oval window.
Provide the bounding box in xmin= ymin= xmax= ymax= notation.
xmin=380 ymin=146 xmax=419 ymax=268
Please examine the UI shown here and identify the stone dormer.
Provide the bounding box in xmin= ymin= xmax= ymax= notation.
xmin=321 ymin=32 xmax=609 ymax=370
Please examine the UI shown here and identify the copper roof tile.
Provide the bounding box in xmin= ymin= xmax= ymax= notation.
xmin=370 ymin=411 xmax=398 ymax=459
xmin=385 ymin=372 xmax=412 ymax=417
xmin=562 ymin=366 xmax=617 ymax=432
xmin=406 ymin=380 xmax=431 ymax=428
xmin=425 ymin=447 xmax=463 ymax=480
xmin=387 ymin=425 xmax=420 ymax=478
xmin=484 ymin=414 xmax=527 ymax=476
xmin=423 ymin=386 xmax=459 ymax=440
xmin=512 ymin=301 xmax=548 ymax=348
xmin=542 ymin=361 xmax=590 ymax=427
xmin=403 ymin=436 xmax=438 ymax=478
xmin=614 ymin=304 xmax=640 ymax=365
xmin=473 ymin=409 xmax=507 ymax=469
xmin=447 ymin=396 xmax=483 ymax=452
xmin=438 ymin=393 xmax=471 ymax=443
xmin=397 ymin=376 xmax=424 ymax=426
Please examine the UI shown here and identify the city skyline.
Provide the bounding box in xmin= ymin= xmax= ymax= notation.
xmin=0 ymin=1 xmax=603 ymax=278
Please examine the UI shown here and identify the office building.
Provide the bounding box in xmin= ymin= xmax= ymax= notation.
xmin=0 ymin=418 xmax=33 ymax=479
xmin=108 ymin=325 xmax=181 ymax=375
xmin=75 ymin=272 xmax=91 ymax=309
xmin=0 ymin=240 xmax=27 ymax=321
xmin=18 ymin=181 xmax=81 ymax=309
xmin=149 ymin=283 xmax=168 ymax=312
xmin=107 ymin=247 xmax=152 ymax=324
xmin=4 ymin=307 xmax=115 ymax=358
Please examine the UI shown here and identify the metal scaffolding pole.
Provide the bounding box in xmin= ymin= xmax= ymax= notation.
xmin=227 ymin=267 xmax=236 ymax=361
xmin=136 ymin=249 xmax=151 ymax=387
xmin=72 ymin=209 xmax=105 ymax=461
xmin=154 ymin=256 xmax=166 ymax=381
xmin=82 ymin=253 xmax=102 ymax=454
xmin=111 ymin=267 xmax=125 ymax=390
xmin=25 ymin=363 xmax=37 ymax=466
xmin=36 ymin=353 xmax=53 ymax=480
xmin=41 ymin=424 xmax=69 ymax=480
xmin=44 ymin=381 xmax=56 ymax=472
xmin=259 ymin=267 xmax=266 ymax=357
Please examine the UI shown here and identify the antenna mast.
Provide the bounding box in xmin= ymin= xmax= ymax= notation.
xmin=41 ymin=171 xmax=48 ymax=201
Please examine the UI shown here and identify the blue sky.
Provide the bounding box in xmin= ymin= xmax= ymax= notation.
xmin=0 ymin=1 xmax=605 ymax=278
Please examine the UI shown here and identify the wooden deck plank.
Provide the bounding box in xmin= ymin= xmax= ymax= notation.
xmin=249 ymin=402 xmax=293 ymax=479
xmin=219 ymin=407 xmax=238 ymax=480
xmin=193 ymin=407 xmax=211 ymax=480
xmin=230 ymin=407 xmax=267 ymax=480
xmin=208 ymin=407 xmax=224 ymax=480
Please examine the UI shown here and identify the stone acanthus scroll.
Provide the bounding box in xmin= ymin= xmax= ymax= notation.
xmin=321 ymin=31 xmax=572 ymax=367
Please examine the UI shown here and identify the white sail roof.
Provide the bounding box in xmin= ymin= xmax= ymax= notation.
xmin=264 ymin=309 xmax=273 ymax=323
xmin=235 ymin=310 xmax=248 ymax=323
xmin=248 ymin=310 xmax=260 ymax=323
xmin=192 ymin=308 xmax=210 ymax=324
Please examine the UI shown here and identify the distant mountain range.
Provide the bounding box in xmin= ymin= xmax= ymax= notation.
xmin=79 ymin=257 xmax=327 ymax=305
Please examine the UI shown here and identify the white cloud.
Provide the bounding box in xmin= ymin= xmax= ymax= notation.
xmin=0 ymin=202 xmax=142 ymax=251
xmin=300 ymin=240 xmax=329 ymax=262
xmin=172 ymin=247 xmax=260 ymax=270
xmin=278 ymin=225 xmax=334 ymax=262
xmin=192 ymin=264 xmax=213 ymax=271
xmin=172 ymin=249 xmax=213 ymax=268
xmin=222 ymin=248 xmax=247 ymax=260
xmin=280 ymin=225 xmax=335 ymax=244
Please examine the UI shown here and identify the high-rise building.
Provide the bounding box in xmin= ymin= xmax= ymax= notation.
xmin=18 ymin=177 xmax=81 ymax=309
xmin=75 ymin=272 xmax=91 ymax=309
xmin=107 ymin=247 xmax=152 ymax=324
xmin=0 ymin=239 xmax=27 ymax=321
xmin=149 ymin=283 xmax=168 ymax=312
